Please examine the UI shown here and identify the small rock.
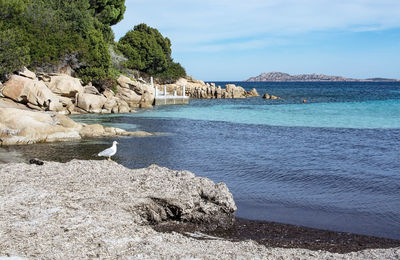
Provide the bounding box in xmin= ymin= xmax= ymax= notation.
xmin=29 ymin=158 xmax=44 ymax=165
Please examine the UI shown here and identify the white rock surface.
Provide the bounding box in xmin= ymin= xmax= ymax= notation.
xmin=0 ymin=160 xmax=398 ymax=259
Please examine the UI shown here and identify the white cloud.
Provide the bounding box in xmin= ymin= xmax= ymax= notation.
xmin=114 ymin=0 xmax=400 ymax=52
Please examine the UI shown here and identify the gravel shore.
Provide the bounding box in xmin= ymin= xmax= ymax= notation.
xmin=0 ymin=160 xmax=399 ymax=259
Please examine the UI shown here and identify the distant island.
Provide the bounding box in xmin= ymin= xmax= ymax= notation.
xmin=245 ymin=72 xmax=399 ymax=82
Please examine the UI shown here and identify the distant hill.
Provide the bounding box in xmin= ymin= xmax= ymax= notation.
xmin=245 ymin=72 xmax=399 ymax=82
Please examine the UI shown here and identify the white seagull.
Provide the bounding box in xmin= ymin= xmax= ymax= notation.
xmin=98 ymin=141 xmax=119 ymax=161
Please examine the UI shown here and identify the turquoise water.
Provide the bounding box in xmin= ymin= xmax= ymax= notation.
xmin=133 ymin=99 xmax=400 ymax=129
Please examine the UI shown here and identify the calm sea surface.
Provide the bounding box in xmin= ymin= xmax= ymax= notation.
xmin=2 ymin=82 xmax=400 ymax=239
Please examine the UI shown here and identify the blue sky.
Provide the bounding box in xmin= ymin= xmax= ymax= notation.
xmin=112 ymin=0 xmax=400 ymax=81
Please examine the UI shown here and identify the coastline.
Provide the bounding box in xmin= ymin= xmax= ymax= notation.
xmin=0 ymin=160 xmax=399 ymax=259
xmin=155 ymin=218 xmax=400 ymax=254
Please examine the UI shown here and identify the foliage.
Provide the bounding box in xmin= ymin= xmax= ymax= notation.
xmin=118 ymin=23 xmax=186 ymax=82
xmin=0 ymin=0 xmax=126 ymax=84
xmin=157 ymin=61 xmax=187 ymax=83
xmin=0 ymin=28 xmax=30 ymax=81
xmin=89 ymin=0 xmax=126 ymax=26
xmin=0 ymin=0 xmax=185 ymax=86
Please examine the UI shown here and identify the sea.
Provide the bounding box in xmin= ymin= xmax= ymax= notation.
xmin=2 ymin=81 xmax=400 ymax=240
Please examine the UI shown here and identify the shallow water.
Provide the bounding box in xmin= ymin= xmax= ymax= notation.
xmin=3 ymin=82 xmax=400 ymax=239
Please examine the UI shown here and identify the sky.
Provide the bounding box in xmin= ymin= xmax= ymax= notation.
xmin=112 ymin=0 xmax=400 ymax=81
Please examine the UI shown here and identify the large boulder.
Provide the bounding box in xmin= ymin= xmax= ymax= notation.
xmin=0 ymin=108 xmax=81 ymax=145
xmin=2 ymin=75 xmax=63 ymax=111
xmin=116 ymin=86 xmax=141 ymax=108
xmin=76 ymin=93 xmax=107 ymax=113
xmin=45 ymin=75 xmax=84 ymax=97
xmin=225 ymin=84 xmax=246 ymax=98
xmin=130 ymin=164 xmax=236 ymax=226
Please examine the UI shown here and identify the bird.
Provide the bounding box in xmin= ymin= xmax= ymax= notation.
xmin=98 ymin=141 xmax=119 ymax=161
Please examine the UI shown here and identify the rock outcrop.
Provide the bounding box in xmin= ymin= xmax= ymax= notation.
xmin=0 ymin=107 xmax=155 ymax=146
xmin=1 ymin=67 xmax=264 ymax=116
xmin=162 ymin=77 xmax=259 ymax=99
xmin=0 ymin=160 xmax=237 ymax=226
xmin=0 ymin=68 xmax=156 ymax=115
xmin=2 ymin=74 xmax=64 ymax=112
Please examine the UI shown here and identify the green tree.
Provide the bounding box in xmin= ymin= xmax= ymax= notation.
xmin=118 ymin=23 xmax=186 ymax=82
xmin=0 ymin=0 xmax=124 ymax=84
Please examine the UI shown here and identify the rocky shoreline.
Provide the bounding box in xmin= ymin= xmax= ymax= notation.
xmin=0 ymin=160 xmax=399 ymax=259
xmin=0 ymin=68 xmax=258 ymax=115
xmin=0 ymin=68 xmax=259 ymax=146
